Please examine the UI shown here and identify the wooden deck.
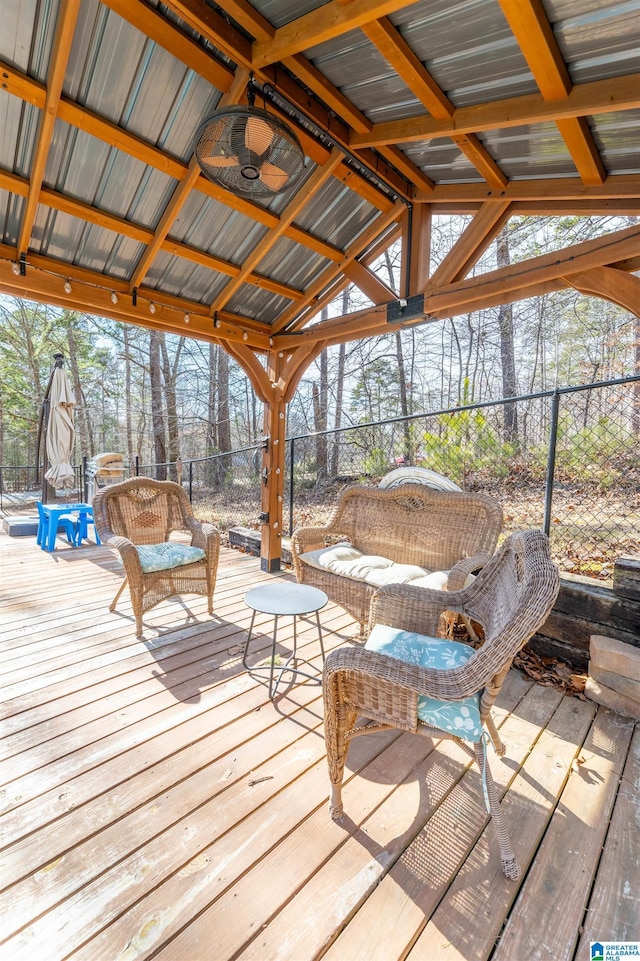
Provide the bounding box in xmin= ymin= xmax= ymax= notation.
xmin=0 ymin=526 xmax=638 ymax=961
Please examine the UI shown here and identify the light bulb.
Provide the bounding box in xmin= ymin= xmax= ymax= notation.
xmin=12 ymin=261 xmax=20 ymax=275
xmin=184 ymin=313 xmax=190 ymax=324
xmin=149 ymin=302 xmax=156 ymax=314
xmin=111 ymin=291 xmax=118 ymax=305
xmin=64 ymin=280 xmax=72 ymax=294
xmin=242 ymin=332 xmax=248 ymax=341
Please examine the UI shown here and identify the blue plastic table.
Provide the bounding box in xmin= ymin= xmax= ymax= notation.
xmin=39 ymin=502 xmax=99 ymax=551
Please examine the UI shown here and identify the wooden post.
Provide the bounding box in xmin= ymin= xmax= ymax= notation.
xmin=224 ymin=343 xmax=325 ymax=573
xmin=260 ymin=367 xmax=287 ymax=571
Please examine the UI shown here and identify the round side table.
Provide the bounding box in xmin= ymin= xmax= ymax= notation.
xmin=242 ymin=583 xmax=328 ymax=699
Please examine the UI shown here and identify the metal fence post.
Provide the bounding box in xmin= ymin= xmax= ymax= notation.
xmin=82 ymin=454 xmax=87 ymax=502
xmin=543 ymin=388 xmax=560 ymax=536
xmin=289 ymin=437 xmax=295 ymax=535
xmin=189 ymin=460 xmax=193 ymax=502
xmin=135 ymin=455 xmax=139 ymax=477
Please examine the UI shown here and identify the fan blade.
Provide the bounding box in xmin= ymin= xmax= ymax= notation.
xmin=200 ymin=152 xmax=239 ymax=168
xmin=260 ymin=161 xmax=290 ymax=192
xmin=245 ymin=116 xmax=275 ymax=158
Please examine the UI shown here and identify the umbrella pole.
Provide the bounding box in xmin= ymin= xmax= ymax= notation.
xmin=38 ymin=353 xmax=65 ymax=502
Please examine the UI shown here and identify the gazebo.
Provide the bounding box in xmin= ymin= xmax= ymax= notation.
xmin=1 ymin=0 xmax=639 ymax=571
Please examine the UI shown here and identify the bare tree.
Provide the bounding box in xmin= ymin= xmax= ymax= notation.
xmin=148 ymin=330 xmax=166 ymax=478
xmin=496 ymin=229 xmax=519 ymax=445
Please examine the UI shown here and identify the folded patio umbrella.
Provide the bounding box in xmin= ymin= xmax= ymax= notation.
xmin=45 ymin=365 xmax=76 ymax=489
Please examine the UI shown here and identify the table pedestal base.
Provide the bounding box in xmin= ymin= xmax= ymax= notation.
xmin=242 ymin=608 xmax=326 ymax=699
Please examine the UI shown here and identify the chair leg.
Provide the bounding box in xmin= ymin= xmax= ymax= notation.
xmin=324 ymin=678 xmax=350 ymax=819
xmin=109 ymin=576 xmax=129 ymax=612
xmin=474 ymin=740 xmax=520 ymax=880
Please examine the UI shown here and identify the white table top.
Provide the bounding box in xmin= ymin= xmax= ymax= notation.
xmin=244 ymin=583 xmax=328 ymax=616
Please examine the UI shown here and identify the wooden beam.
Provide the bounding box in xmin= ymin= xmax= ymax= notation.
xmin=419 ymin=222 xmax=640 ymax=316
xmin=251 ymin=0 xmax=412 ymax=68
xmin=271 ymin=200 xmax=406 ymax=333
xmin=17 ymin=0 xmax=81 ymax=256
xmin=419 ymin=175 xmax=640 ymax=204
xmin=428 ymin=201 xmax=511 ymax=288
xmin=363 ymin=17 xmax=507 ymax=189
xmin=555 ymin=117 xmax=606 ymax=186
xmin=407 ymin=204 xmax=431 ymax=294
xmin=210 ymin=147 xmax=345 ymax=314
xmin=497 ymin=0 xmax=605 ymax=185
xmin=277 ymin=221 xmax=640 ymax=347
xmin=351 ymin=71 xmax=640 ymax=148
xmin=343 ymin=260 xmax=396 ymax=304
xmin=101 ymin=0 xmax=236 ymax=91
xmin=129 ymin=67 xmax=250 ymax=290
xmin=217 ymin=0 xmax=274 ymax=43
xmin=563 ymin=266 xmax=640 ymax=317
xmin=0 ymin=252 xmax=274 ymax=348
xmin=161 ymin=0 xmax=254 ymax=70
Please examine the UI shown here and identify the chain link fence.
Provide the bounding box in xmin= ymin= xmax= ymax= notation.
xmin=285 ymin=376 xmax=640 ymax=579
xmin=2 ymin=377 xmax=638 ymax=578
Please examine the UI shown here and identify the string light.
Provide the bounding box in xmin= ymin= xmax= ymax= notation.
xmin=2 ymin=257 xmax=211 ymax=332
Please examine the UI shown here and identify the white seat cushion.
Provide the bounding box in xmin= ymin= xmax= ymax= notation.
xmin=298 ymin=544 xmax=450 ymax=590
xmin=365 ymin=624 xmax=483 ymax=740
xmin=135 ymin=542 xmax=206 ymax=574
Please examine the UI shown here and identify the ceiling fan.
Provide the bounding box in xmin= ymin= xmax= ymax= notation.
xmin=194 ymin=87 xmax=305 ymax=199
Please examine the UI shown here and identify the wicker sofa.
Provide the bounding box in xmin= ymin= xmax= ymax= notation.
xmin=291 ymin=484 xmax=503 ymax=632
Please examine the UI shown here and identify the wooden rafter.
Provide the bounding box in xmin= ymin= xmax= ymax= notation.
xmin=101 ymin=0 xmax=237 ymax=91
xmin=271 ymin=201 xmax=406 ymax=334
xmin=351 ymin=71 xmax=640 ymax=148
xmin=427 ymin=202 xmax=512 ymax=288
xmin=209 ymin=148 xmax=345 ymax=315
xmin=276 ymin=221 xmax=640 ymax=349
xmin=497 ymin=0 xmax=605 ymax=186
xmin=16 ymin=0 xmax=82 ymax=257
xmin=251 ymin=0 xmax=412 ymax=68
xmin=362 ymin=17 xmax=507 ymax=189
xmin=129 ymin=68 xmax=250 ymax=291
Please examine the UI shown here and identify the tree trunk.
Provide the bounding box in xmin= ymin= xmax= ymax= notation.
xmin=160 ymin=335 xmax=182 ymax=482
xmin=123 ymin=326 xmax=134 ymax=467
xmin=329 ymin=340 xmax=346 ymax=477
xmin=148 ymin=330 xmax=166 ymax=479
xmin=312 ymin=347 xmax=328 ymax=480
xmin=496 ymin=229 xmax=519 ymax=445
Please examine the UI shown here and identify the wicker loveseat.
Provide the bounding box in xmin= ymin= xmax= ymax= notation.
xmin=291 ymin=484 xmax=503 ymax=633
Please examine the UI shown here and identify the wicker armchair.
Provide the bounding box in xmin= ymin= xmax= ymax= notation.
xmin=92 ymin=477 xmax=220 ymax=637
xmin=322 ymin=529 xmax=560 ymax=880
xmin=292 ymin=484 xmax=503 ymax=633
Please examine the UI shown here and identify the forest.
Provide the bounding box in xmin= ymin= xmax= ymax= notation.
xmin=1 ymin=214 xmax=639 ymax=473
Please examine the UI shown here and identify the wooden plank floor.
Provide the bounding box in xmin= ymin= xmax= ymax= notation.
xmin=0 ymin=526 xmax=638 ymax=961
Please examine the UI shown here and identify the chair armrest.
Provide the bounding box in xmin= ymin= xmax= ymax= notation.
xmin=187 ymin=518 xmax=221 ymax=556
xmin=447 ymin=551 xmax=492 ymax=591
xmin=368 ymin=582 xmax=449 ymax=638
xmin=103 ymin=534 xmax=143 ymax=576
xmin=291 ymin=525 xmax=335 ymax=557
xmin=324 ymin=645 xmax=483 ymax=701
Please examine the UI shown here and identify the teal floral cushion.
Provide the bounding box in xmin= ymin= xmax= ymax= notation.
xmin=135 ymin=542 xmax=206 ymax=573
xmin=365 ymin=624 xmax=483 ymax=740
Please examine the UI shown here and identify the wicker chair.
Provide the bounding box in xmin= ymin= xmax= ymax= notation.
xmin=291 ymin=485 xmax=503 ymax=634
xmin=322 ymin=529 xmax=560 ymax=881
xmin=92 ymin=477 xmax=220 ymax=637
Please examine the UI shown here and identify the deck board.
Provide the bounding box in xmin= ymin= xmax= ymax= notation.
xmin=0 ymin=527 xmax=638 ymax=961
